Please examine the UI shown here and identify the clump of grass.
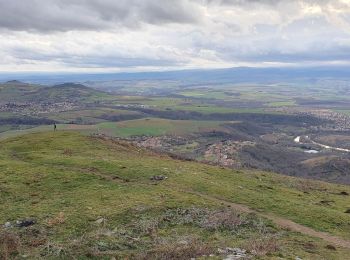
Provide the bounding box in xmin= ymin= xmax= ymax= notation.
xmin=245 ymin=234 xmax=280 ymax=257
xmin=62 ymin=149 xmax=73 ymax=156
xmin=200 ymin=209 xmax=246 ymax=231
xmin=42 ymin=242 xmax=66 ymax=258
xmin=46 ymin=212 xmax=66 ymax=227
xmin=0 ymin=230 xmax=21 ymax=259
xmin=137 ymin=237 xmax=214 ymax=260
xmin=22 ymin=227 xmax=48 ymax=247
xmin=162 ymin=207 xmax=263 ymax=233
xmin=134 ymin=218 xmax=160 ymax=236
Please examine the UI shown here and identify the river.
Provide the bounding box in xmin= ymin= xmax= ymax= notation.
xmin=294 ymin=136 xmax=350 ymax=153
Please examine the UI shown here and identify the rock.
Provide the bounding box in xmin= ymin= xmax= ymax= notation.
xmin=339 ymin=191 xmax=349 ymax=196
xmin=4 ymin=221 xmax=12 ymax=228
xmin=345 ymin=209 xmax=350 ymax=214
xmin=95 ymin=218 xmax=106 ymax=225
xmin=218 ymin=248 xmax=227 ymax=254
xmin=220 ymin=248 xmax=247 ymax=259
xmin=150 ymin=175 xmax=168 ymax=181
xmin=224 ymin=254 xmax=245 ymax=260
xmin=15 ymin=219 xmax=36 ymax=228
xmin=295 ymin=257 xmax=303 ymax=260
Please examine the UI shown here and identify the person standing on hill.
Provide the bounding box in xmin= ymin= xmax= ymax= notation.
xmin=54 ymin=123 xmax=57 ymax=131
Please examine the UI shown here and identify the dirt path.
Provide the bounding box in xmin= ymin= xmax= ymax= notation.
xmin=186 ymin=190 xmax=350 ymax=249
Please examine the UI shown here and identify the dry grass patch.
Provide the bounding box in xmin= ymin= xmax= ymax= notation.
xmin=0 ymin=231 xmax=21 ymax=259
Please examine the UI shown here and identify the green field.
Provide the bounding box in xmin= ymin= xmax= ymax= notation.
xmin=0 ymin=119 xmax=225 ymax=140
xmin=46 ymin=108 xmax=141 ymax=124
xmin=97 ymin=118 xmax=224 ymax=137
xmin=0 ymin=131 xmax=350 ymax=258
xmin=267 ymin=101 xmax=297 ymax=107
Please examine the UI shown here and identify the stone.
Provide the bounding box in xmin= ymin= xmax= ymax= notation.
xmin=220 ymin=247 xmax=247 ymax=259
xmin=4 ymin=221 xmax=12 ymax=228
xmin=224 ymin=254 xmax=245 ymax=260
xmin=95 ymin=218 xmax=106 ymax=225
xmin=218 ymin=248 xmax=227 ymax=254
xmin=150 ymin=175 xmax=168 ymax=181
xmin=15 ymin=219 xmax=36 ymax=228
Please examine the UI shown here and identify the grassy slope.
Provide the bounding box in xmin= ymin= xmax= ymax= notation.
xmin=97 ymin=118 xmax=225 ymax=137
xmin=0 ymin=132 xmax=349 ymax=259
xmin=0 ymin=118 xmax=225 ymax=140
xmin=0 ymin=82 xmax=42 ymax=102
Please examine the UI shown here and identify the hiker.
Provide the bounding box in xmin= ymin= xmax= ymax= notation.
xmin=54 ymin=123 xmax=57 ymax=131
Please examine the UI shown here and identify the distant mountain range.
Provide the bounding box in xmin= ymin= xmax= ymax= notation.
xmin=1 ymin=66 xmax=350 ymax=85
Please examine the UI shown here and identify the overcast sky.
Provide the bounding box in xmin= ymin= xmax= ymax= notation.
xmin=0 ymin=0 xmax=350 ymax=72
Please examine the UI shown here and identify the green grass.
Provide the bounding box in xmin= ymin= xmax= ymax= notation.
xmin=179 ymin=90 xmax=231 ymax=100
xmin=170 ymin=105 xmax=262 ymax=114
xmin=96 ymin=118 xmax=224 ymax=137
xmin=0 ymin=118 xmax=224 ymax=140
xmin=0 ymin=131 xmax=350 ymax=258
xmin=0 ymin=124 xmax=96 ymax=140
xmin=46 ymin=108 xmax=141 ymax=124
xmin=267 ymin=101 xmax=296 ymax=107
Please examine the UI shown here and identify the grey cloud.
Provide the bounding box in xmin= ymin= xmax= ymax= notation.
xmin=203 ymin=0 xmax=331 ymax=5
xmin=8 ymin=45 xmax=184 ymax=68
xmin=0 ymin=0 xmax=349 ymax=70
xmin=0 ymin=0 xmax=345 ymax=32
xmin=0 ymin=0 xmax=201 ymax=32
xmin=226 ymin=47 xmax=350 ymax=63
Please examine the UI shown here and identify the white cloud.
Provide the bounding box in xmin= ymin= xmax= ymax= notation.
xmin=0 ymin=0 xmax=349 ymax=71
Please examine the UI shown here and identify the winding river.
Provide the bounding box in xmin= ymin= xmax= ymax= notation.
xmin=294 ymin=136 xmax=350 ymax=153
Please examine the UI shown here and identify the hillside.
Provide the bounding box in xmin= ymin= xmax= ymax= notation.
xmin=0 ymin=82 xmax=110 ymax=103
xmin=1 ymin=131 xmax=350 ymax=259
xmin=33 ymin=83 xmax=110 ymax=103
xmin=0 ymin=81 xmax=42 ymax=102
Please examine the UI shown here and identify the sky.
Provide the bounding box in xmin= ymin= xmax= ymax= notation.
xmin=0 ymin=0 xmax=350 ymax=72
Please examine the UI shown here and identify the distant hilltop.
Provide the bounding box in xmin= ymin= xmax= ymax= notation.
xmin=5 ymin=80 xmax=27 ymax=85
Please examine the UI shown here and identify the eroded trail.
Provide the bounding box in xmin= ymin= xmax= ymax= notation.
xmin=185 ymin=190 xmax=350 ymax=249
